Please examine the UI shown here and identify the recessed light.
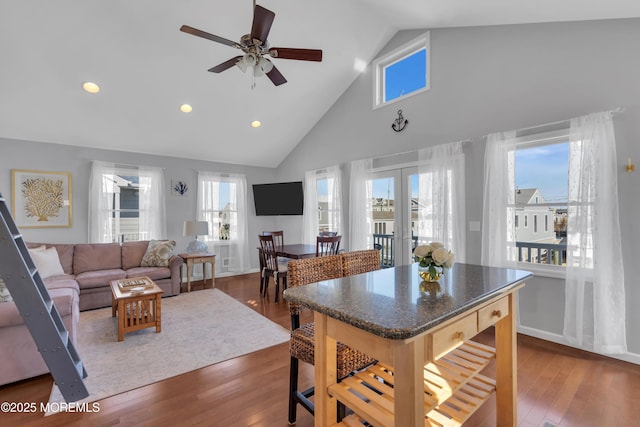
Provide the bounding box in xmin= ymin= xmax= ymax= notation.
xmin=251 ymin=120 xmax=261 ymax=128
xmin=180 ymin=104 xmax=193 ymax=113
xmin=354 ymin=58 xmax=367 ymax=73
xmin=82 ymin=82 xmax=100 ymax=94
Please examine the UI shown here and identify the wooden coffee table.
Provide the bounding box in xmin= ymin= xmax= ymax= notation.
xmin=109 ymin=276 xmax=163 ymax=342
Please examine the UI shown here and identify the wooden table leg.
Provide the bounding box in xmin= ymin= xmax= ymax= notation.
xmin=393 ymin=338 xmax=425 ymax=426
xmin=314 ymin=312 xmax=337 ymax=427
xmin=117 ymin=300 xmax=125 ymax=342
xmin=495 ymin=291 xmax=518 ymax=426
xmin=186 ymin=259 xmax=192 ymax=292
xmin=155 ymin=294 xmax=162 ymax=333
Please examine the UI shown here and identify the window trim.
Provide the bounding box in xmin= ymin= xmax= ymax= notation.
xmin=372 ymin=31 xmax=430 ymax=109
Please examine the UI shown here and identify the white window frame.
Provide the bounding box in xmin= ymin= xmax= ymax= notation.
xmin=372 ymin=31 xmax=430 ymax=109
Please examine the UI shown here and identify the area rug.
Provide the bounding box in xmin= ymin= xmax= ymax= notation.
xmin=47 ymin=288 xmax=290 ymax=413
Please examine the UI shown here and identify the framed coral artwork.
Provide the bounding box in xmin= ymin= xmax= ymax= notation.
xmin=11 ymin=169 xmax=72 ymax=228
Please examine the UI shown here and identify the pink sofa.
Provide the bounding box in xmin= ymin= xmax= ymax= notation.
xmin=0 ymin=240 xmax=182 ymax=385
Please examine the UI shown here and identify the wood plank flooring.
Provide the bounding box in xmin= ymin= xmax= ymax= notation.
xmin=1 ymin=273 xmax=639 ymax=426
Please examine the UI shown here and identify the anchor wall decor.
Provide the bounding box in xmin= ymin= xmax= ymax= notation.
xmin=391 ymin=109 xmax=408 ymax=132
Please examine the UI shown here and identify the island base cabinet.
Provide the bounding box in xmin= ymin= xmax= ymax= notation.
xmin=321 ymin=292 xmax=519 ymax=427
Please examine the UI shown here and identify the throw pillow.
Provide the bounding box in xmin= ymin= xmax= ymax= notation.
xmin=141 ymin=240 xmax=176 ymax=267
xmin=31 ymin=247 xmax=65 ymax=279
xmin=0 ymin=278 xmax=12 ymax=303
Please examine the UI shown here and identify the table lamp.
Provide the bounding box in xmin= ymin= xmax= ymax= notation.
xmin=183 ymin=220 xmax=209 ymax=253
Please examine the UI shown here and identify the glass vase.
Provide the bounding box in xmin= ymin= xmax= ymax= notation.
xmin=418 ymin=265 xmax=443 ymax=282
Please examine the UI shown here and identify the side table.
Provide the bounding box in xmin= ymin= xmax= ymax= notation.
xmin=179 ymin=253 xmax=216 ymax=292
xmin=109 ymin=276 xmax=163 ymax=342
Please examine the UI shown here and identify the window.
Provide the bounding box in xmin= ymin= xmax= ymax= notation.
xmin=198 ymin=174 xmax=240 ymax=241
xmin=302 ymin=166 xmax=342 ymax=245
xmin=197 ymin=172 xmax=250 ymax=275
xmin=88 ymin=162 xmax=166 ymax=243
xmin=373 ymin=32 xmax=430 ymax=108
xmin=514 ymin=130 xmax=569 ymax=272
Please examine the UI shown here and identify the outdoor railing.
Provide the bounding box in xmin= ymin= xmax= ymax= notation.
xmin=516 ymin=241 xmax=567 ymax=265
xmin=372 ymin=233 xmax=418 ymax=268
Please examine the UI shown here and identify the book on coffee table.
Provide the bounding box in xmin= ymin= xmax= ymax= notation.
xmin=118 ymin=277 xmax=152 ymax=291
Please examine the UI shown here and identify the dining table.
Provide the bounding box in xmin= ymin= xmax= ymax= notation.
xmin=283 ymin=262 xmax=533 ymax=427
xmin=277 ymin=243 xmax=317 ymax=259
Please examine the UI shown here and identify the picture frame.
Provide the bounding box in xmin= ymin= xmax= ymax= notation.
xmin=11 ymin=169 xmax=72 ymax=228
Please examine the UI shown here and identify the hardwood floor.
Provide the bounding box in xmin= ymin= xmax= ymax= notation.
xmin=1 ymin=273 xmax=639 ymax=427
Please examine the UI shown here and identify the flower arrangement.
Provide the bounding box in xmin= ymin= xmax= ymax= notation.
xmin=413 ymin=242 xmax=455 ymax=281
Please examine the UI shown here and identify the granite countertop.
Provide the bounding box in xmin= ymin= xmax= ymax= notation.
xmin=283 ymin=263 xmax=532 ymax=340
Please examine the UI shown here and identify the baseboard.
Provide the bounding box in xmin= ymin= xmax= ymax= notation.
xmin=517 ymin=325 xmax=640 ymax=365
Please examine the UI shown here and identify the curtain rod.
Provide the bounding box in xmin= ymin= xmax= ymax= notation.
xmin=368 ymin=139 xmax=471 ymax=163
xmin=480 ymin=107 xmax=625 ymax=140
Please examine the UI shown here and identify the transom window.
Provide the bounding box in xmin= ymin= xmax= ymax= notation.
xmin=373 ymin=32 xmax=430 ymax=109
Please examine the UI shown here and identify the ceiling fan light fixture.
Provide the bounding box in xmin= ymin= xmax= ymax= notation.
xmin=258 ymin=57 xmax=273 ymax=74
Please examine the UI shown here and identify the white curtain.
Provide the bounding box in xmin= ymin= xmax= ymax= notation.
xmin=138 ymin=165 xmax=166 ymax=240
xmin=481 ymin=131 xmax=518 ymax=268
xmin=302 ymin=165 xmax=342 ymax=245
xmin=563 ymin=112 xmax=626 ymax=354
xmin=197 ymin=171 xmax=250 ymax=275
xmin=417 ymin=141 xmax=466 ymax=262
xmin=88 ymin=161 xmax=116 ymax=243
xmin=349 ymin=158 xmax=373 ymax=250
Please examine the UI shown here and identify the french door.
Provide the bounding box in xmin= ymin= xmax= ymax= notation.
xmin=369 ymin=166 xmax=418 ymax=267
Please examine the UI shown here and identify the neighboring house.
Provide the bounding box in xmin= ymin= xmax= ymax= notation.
xmin=514 ymin=188 xmax=557 ymax=244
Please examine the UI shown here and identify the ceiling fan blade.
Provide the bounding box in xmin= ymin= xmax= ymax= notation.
xmin=250 ymin=5 xmax=275 ymax=45
xmin=265 ymin=64 xmax=287 ymax=86
xmin=180 ymin=25 xmax=238 ymax=48
xmin=208 ymin=56 xmax=243 ymax=73
xmin=269 ymin=48 xmax=322 ymax=62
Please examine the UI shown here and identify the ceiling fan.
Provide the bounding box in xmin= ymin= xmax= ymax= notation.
xmin=180 ymin=2 xmax=323 ymax=86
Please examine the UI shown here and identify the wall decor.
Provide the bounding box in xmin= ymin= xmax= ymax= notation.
xmin=11 ymin=169 xmax=72 ymax=228
xmin=391 ymin=109 xmax=408 ymax=132
xmin=171 ymin=180 xmax=189 ymax=196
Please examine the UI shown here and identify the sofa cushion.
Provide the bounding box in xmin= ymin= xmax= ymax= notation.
xmin=141 ymin=240 xmax=176 ymax=267
xmin=27 ymin=243 xmax=75 ymax=274
xmin=121 ymin=240 xmax=150 ymax=270
xmin=73 ymin=243 xmax=122 ymax=274
xmin=75 ymin=269 xmax=126 ymax=289
xmin=0 ymin=286 xmax=77 ymax=328
xmin=126 ymin=266 xmax=171 ymax=282
xmin=31 ymin=247 xmax=65 ymax=279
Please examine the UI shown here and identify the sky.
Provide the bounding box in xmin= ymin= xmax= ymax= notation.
xmin=515 ymin=142 xmax=569 ymax=203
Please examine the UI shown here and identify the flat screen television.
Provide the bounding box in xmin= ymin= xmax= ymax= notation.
xmin=252 ymin=181 xmax=304 ymax=216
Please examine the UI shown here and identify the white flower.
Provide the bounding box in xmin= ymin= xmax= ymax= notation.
xmin=432 ymin=247 xmax=449 ymax=265
xmin=443 ymin=252 xmax=455 ymax=269
xmin=413 ymin=245 xmax=431 ymax=258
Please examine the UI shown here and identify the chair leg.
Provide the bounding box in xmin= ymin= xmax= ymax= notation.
xmin=262 ymin=273 xmax=270 ymax=298
xmin=288 ymin=356 xmax=299 ymax=425
xmin=275 ymin=273 xmax=280 ymax=303
xmin=259 ymin=269 xmax=265 ymax=294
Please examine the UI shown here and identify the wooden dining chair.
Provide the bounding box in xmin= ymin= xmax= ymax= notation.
xmin=258 ymin=234 xmax=287 ymax=302
xmin=261 ymin=230 xmax=284 ymax=251
xmin=316 ymin=235 xmax=341 ymax=257
xmin=286 ymin=255 xmax=376 ymax=425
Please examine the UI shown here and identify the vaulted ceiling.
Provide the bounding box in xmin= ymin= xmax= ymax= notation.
xmin=1 ymin=1 xmax=639 ymax=167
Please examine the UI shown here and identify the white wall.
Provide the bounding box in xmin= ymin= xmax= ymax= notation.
xmin=0 ymin=137 xmax=278 ymax=271
xmin=275 ymin=18 xmax=640 ymax=358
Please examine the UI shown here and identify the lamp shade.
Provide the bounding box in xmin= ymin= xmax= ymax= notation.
xmin=183 ymin=221 xmax=209 ymax=237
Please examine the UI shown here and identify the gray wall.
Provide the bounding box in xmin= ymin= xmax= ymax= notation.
xmin=0 ymin=137 xmax=278 ymax=272
xmin=275 ymin=18 xmax=640 ymax=358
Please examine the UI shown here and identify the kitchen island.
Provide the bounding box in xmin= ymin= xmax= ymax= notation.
xmin=283 ymin=262 xmax=532 ymax=427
